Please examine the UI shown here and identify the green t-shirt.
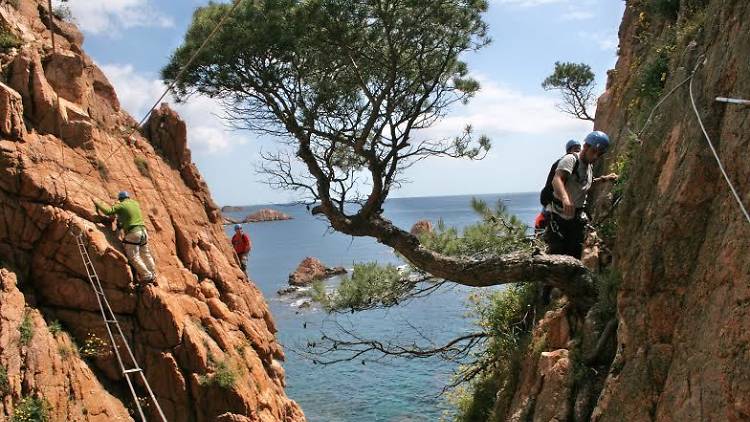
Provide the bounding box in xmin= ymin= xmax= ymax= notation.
xmin=95 ymin=198 xmax=145 ymax=232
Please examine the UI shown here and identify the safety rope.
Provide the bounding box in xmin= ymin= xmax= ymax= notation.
xmin=44 ymin=0 xmax=71 ymax=205
xmin=623 ymin=52 xmax=750 ymax=227
xmin=688 ymin=62 xmax=750 ymax=226
xmin=66 ymin=0 xmax=243 ymax=199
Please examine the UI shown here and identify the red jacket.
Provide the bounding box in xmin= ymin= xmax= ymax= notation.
xmin=232 ymin=232 xmax=252 ymax=254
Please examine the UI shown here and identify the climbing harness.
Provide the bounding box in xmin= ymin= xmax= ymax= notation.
xmin=73 ymin=232 xmax=167 ymax=422
xmin=121 ymin=227 xmax=149 ymax=246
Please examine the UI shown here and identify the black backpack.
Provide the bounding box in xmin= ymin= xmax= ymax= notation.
xmin=539 ymin=153 xmax=579 ymax=207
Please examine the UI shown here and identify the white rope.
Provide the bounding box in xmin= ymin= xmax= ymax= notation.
xmin=68 ymin=0 xmax=243 ymax=198
xmin=135 ymin=0 xmax=243 ymax=128
xmin=689 ymin=64 xmax=750 ymax=226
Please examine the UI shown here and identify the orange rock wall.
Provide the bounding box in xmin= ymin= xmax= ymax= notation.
xmin=593 ymin=1 xmax=750 ymax=420
xmin=0 ymin=1 xmax=304 ymax=421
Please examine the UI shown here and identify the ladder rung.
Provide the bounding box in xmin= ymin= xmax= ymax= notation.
xmin=105 ymin=319 xmax=117 ymax=323
xmin=123 ymin=368 xmax=142 ymax=374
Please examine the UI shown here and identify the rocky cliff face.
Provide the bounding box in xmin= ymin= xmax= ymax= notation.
xmin=0 ymin=1 xmax=304 ymax=421
xmin=593 ymin=1 xmax=749 ymax=420
xmin=487 ymin=1 xmax=750 ymax=421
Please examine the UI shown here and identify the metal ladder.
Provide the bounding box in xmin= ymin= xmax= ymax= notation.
xmin=74 ymin=233 xmax=168 ymax=422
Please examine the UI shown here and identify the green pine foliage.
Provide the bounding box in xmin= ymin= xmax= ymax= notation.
xmin=312 ymin=199 xmax=533 ymax=313
xmin=312 ymin=263 xmax=406 ymax=312
xmin=421 ymin=198 xmax=532 ymax=259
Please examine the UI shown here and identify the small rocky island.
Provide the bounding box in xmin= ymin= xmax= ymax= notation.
xmin=277 ymin=257 xmax=347 ymax=297
xmin=222 ymin=208 xmax=293 ymax=224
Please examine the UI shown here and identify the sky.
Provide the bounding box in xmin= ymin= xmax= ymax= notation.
xmin=57 ymin=0 xmax=626 ymax=206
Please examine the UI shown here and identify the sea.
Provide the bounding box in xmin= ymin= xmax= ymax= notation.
xmin=223 ymin=193 xmax=540 ymax=422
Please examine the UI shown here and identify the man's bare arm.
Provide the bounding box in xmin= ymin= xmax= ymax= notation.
xmin=552 ymin=170 xmax=575 ymax=217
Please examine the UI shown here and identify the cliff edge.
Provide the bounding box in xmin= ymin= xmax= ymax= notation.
xmin=0 ymin=1 xmax=304 ymax=421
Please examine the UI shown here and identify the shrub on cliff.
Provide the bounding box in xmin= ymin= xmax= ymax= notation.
xmin=11 ymin=396 xmax=50 ymax=422
xmin=18 ymin=311 xmax=34 ymax=346
xmin=0 ymin=366 xmax=8 ymax=395
xmin=133 ymin=156 xmax=150 ymax=177
xmin=0 ymin=27 xmax=21 ymax=51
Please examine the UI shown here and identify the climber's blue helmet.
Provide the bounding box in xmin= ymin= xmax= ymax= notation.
xmin=565 ymin=139 xmax=581 ymax=153
xmin=583 ymin=131 xmax=611 ymax=154
xmin=117 ymin=191 xmax=129 ymax=201
xmin=234 ymin=224 xmax=242 ymax=231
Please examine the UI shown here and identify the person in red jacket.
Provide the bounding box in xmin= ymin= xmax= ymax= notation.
xmin=231 ymin=224 xmax=252 ymax=271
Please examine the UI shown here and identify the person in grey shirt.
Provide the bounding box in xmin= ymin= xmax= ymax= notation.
xmin=546 ymin=131 xmax=617 ymax=258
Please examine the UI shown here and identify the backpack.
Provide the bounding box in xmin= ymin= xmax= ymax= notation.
xmin=539 ymin=153 xmax=579 ymax=207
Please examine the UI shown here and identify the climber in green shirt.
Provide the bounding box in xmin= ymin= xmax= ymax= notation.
xmin=94 ymin=191 xmax=157 ymax=283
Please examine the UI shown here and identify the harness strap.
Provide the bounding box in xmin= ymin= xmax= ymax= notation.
xmin=122 ymin=227 xmax=148 ymax=246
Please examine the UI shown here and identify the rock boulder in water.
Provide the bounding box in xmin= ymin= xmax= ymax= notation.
xmin=223 ymin=208 xmax=293 ymax=225
xmin=246 ymin=208 xmax=293 ymax=222
xmin=288 ymin=257 xmax=346 ymax=286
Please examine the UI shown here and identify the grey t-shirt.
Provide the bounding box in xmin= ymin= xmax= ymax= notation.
xmin=549 ymin=153 xmax=592 ymax=218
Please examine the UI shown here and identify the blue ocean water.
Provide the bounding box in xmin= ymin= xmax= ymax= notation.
xmin=224 ymin=193 xmax=539 ymax=422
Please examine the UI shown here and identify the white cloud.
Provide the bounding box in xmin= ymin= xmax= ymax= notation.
xmin=493 ymin=0 xmax=568 ymax=7
xmin=99 ymin=63 xmax=248 ymax=154
xmin=54 ymin=0 xmax=173 ymax=35
xmin=422 ymin=76 xmax=592 ymax=141
xmin=578 ymin=31 xmax=619 ymax=51
xmin=561 ymin=10 xmax=595 ymax=20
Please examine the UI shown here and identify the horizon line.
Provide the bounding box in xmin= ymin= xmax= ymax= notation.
xmin=222 ymin=190 xmax=537 ymax=209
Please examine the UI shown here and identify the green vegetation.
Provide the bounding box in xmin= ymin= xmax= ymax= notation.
xmin=444 ymin=283 xmax=538 ymax=422
xmin=11 ymin=396 xmax=50 ymax=422
xmin=446 ymin=375 xmax=503 ymax=422
xmin=542 ymin=61 xmax=597 ymax=121
xmin=0 ymin=27 xmax=22 ymax=51
xmin=422 ymin=199 xmax=532 ymax=258
xmin=133 ymin=157 xmax=150 ymax=177
xmin=200 ymin=357 xmax=238 ymax=389
xmin=650 ymin=0 xmax=680 ymax=20
xmin=47 ymin=320 xmax=62 ymax=336
xmin=95 ymin=159 xmax=109 ymax=181
xmin=0 ymin=366 xmax=9 ymax=394
xmin=19 ymin=311 xmax=34 ymax=346
xmin=311 ymin=199 xmax=532 ymax=313
xmin=58 ymin=343 xmax=76 ymax=360
xmin=612 ymin=132 xmax=638 ymax=193
xmin=637 ymin=46 xmax=672 ymax=104
xmin=78 ymin=333 xmax=108 ymax=358
xmin=595 ymin=270 xmax=621 ymax=321
xmin=312 ymin=263 xmax=405 ymax=312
